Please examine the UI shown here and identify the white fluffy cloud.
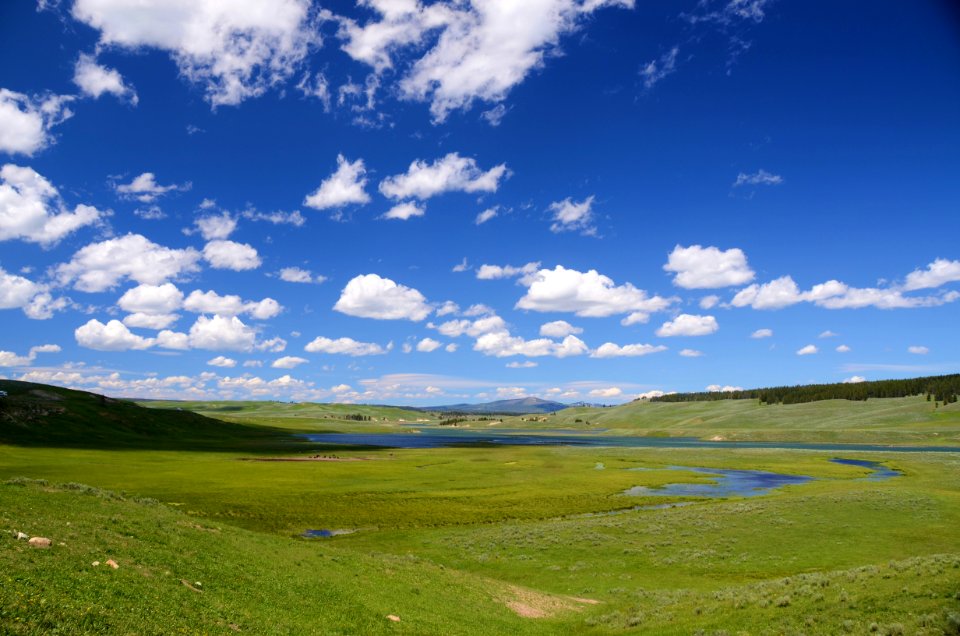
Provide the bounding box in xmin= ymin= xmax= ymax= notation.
xmin=664 ymin=244 xmax=755 ymax=289
xmin=188 ymin=315 xmax=257 ymax=351
xmin=680 ymin=348 xmax=704 ymax=357
xmin=474 ymin=332 xmax=588 ymax=358
xmin=75 ymin=319 xmax=155 ymax=351
xmin=73 ymin=53 xmax=138 ymax=104
xmin=203 ymin=240 xmax=261 ymax=270
xmin=796 ymin=344 xmax=818 ymax=356
xmin=272 ymin=355 xmax=308 ymax=368
xmin=304 ymin=336 xmax=387 ymax=356
xmin=382 ymin=201 xmax=425 ymax=220
xmin=303 ymin=155 xmax=371 ymax=211
xmin=182 ymin=289 xmax=281 ymax=320
xmin=591 ymin=342 xmax=667 ymax=358
xmin=432 ymin=314 xmax=507 ymax=339
xmin=0 ymin=344 xmax=60 ymax=367
xmin=707 ymin=384 xmax=743 ymax=392
xmin=0 ymin=88 xmax=74 ymax=156
xmin=733 ymin=169 xmax=783 ymax=187
xmin=339 ymin=0 xmax=633 ymax=121
xmin=416 ymin=337 xmax=442 ymax=352
xmin=836 ymin=344 xmax=851 ymax=353
xmin=539 ymin=320 xmax=582 ymax=338
xmin=656 ymin=314 xmax=719 ymax=337
xmin=114 ymin=172 xmax=189 ymax=202
xmin=117 ymin=283 xmax=184 ymax=315
xmin=278 ymin=267 xmax=325 ymax=283
xmin=122 ymin=312 xmax=179 ymax=330
xmin=379 ymin=153 xmax=508 ymax=200
xmin=843 ymin=375 xmax=866 ymax=384
xmin=0 ymin=164 xmax=104 ymax=245
xmin=589 ymin=386 xmax=623 ymax=398
xmin=751 ymin=328 xmax=773 ymax=339
xmin=71 ymin=0 xmax=317 ymax=107
xmin=57 ymin=234 xmax=201 ymax=292
xmin=194 ymin=212 xmax=237 ymax=240
xmin=334 ymin=273 xmax=431 ymax=321
xmin=548 ymin=196 xmax=595 ymax=235
xmin=903 ymin=259 xmax=960 ymax=291
xmin=477 ymin=262 xmax=540 ymax=280
xmin=207 ymin=355 xmax=237 ymax=368
xmin=908 ymin=345 xmax=929 ymax=355
xmin=517 ymin=265 xmax=674 ymax=319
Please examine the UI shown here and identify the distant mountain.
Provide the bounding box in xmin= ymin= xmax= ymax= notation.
xmin=424 ymin=396 xmax=568 ymax=415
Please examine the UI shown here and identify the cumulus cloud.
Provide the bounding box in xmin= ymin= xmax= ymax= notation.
xmin=0 ymin=344 xmax=60 ymax=367
xmin=117 ymin=283 xmax=184 ymax=315
xmin=431 ymin=314 xmax=507 ymax=339
xmin=416 ymin=337 xmax=442 ymax=352
xmin=278 ymin=267 xmax=325 ymax=283
xmin=589 ymin=386 xmax=623 ymax=398
xmin=506 ymin=361 xmax=537 ymax=368
xmin=334 ymin=273 xmax=431 ymax=321
xmin=0 ymin=88 xmax=74 ymax=156
xmin=183 ymin=289 xmax=281 ymax=319
xmin=379 ymin=153 xmax=508 ymax=200
xmin=656 ymin=314 xmax=719 ymax=337
xmin=796 ymin=344 xmax=818 ymax=356
xmin=122 ymin=312 xmax=179 ymax=330
xmin=539 ymin=320 xmax=582 ymax=338
xmin=75 ymin=318 xmax=155 ymax=351
xmin=303 ymin=155 xmax=371 ymax=212
xmin=908 ymin=345 xmax=929 ymax=355
xmin=476 ymin=262 xmax=539 ymax=281
xmin=699 ymin=295 xmax=720 ymax=309
xmin=679 ymin=348 xmax=704 ymax=357
xmin=819 ymin=330 xmax=838 ymax=338
xmin=903 ymin=259 xmax=960 ymax=291
xmin=57 ymin=234 xmax=201 ymax=292
xmin=707 ymin=384 xmax=743 ymax=392
xmin=733 ymin=169 xmax=783 ymax=187
xmin=548 ymin=196 xmax=596 ymax=235
xmin=0 ymin=164 xmax=104 ymax=245
xmin=304 ymin=336 xmax=387 ymax=356
xmin=194 ymin=212 xmax=236 ymax=240
xmin=751 ymin=329 xmax=773 ymax=339
xmin=73 ymin=53 xmax=138 ymax=104
xmin=382 ymin=201 xmax=425 ymax=220
xmin=338 ymin=0 xmax=633 ymax=121
xmin=114 ymin=172 xmax=190 ymax=202
xmin=843 ymin=375 xmax=866 ymax=384
xmin=71 ymin=0 xmax=318 ymax=107
xmin=516 ymin=265 xmax=675 ymax=319
xmin=188 ymin=315 xmax=257 ymax=351
xmin=203 ymin=240 xmax=261 ymax=270
xmin=836 ymin=344 xmax=851 ymax=353
xmin=591 ymin=342 xmax=667 ymax=358
xmin=240 ymin=207 xmax=306 ymax=226
xmin=474 ymin=332 xmax=588 ymax=358
xmin=272 ymin=355 xmax=308 ymax=368
xmin=207 ymin=355 xmax=237 ymax=368
xmin=664 ymin=244 xmax=755 ymax=289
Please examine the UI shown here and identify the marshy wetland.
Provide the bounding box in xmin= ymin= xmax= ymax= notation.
xmin=2 ymin=382 xmax=960 ymax=634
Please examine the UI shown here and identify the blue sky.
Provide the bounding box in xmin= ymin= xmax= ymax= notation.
xmin=1 ymin=0 xmax=958 ymax=404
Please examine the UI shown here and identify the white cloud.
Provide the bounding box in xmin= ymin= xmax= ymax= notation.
xmin=506 ymin=361 xmax=537 ymax=368
xmin=0 ymin=344 xmax=60 ymax=367
xmin=0 ymin=164 xmax=104 ymax=246
xmin=416 ymin=337 xmax=442 ymax=352
xmin=188 ymin=315 xmax=257 ymax=351
xmin=379 ymin=153 xmax=508 ymax=200
xmin=843 ymin=375 xmax=866 ymax=384
xmin=207 ymin=355 xmax=237 ymax=368
xmin=304 ymin=336 xmax=387 ymax=356
xmin=903 ymin=259 xmax=960 ymax=291
xmin=122 ymin=312 xmax=179 ymax=330
xmin=435 ymin=301 xmax=459 ymax=316
xmin=699 ymin=295 xmax=720 ymax=309
xmin=733 ymin=169 xmax=783 ymax=187
xmin=452 ymin=257 xmax=469 ymax=273
xmin=656 ymin=314 xmax=719 ymax=337
xmin=516 ymin=265 xmax=675 ymax=318
xmin=751 ymin=328 xmax=773 ymax=338
xmin=640 ymin=46 xmax=678 ymax=89
xmin=664 ymin=244 xmax=755 ymax=289
xmin=445 ymin=343 xmax=458 ymax=353
xmin=474 ymin=332 xmax=588 ymax=358
xmin=432 ymin=314 xmax=507 ymax=339
xmin=279 ymin=267 xmax=325 ymax=283
xmin=382 ymin=201 xmax=425 ymax=220
xmin=243 ymin=360 xmax=263 ymax=368
xmin=836 ymin=344 xmax=851 ymax=353
xmin=477 ymin=262 xmax=540 ymax=280
xmin=134 ymin=205 xmax=165 ymax=220
xmin=0 ymin=88 xmax=74 ymax=156
xmin=732 ymin=274 xmax=960 ymax=311
xmin=475 ymin=207 xmax=498 ymax=224
xmin=272 ymin=355 xmax=308 ymax=369
xmin=707 ymin=384 xmax=743 ymax=392
xmin=304 ymin=155 xmax=371 ymax=212
xmin=117 ymin=283 xmax=184 ymax=315
xmin=75 ymin=319 xmax=154 ymax=351
xmin=796 ymin=344 xmax=818 ymax=356
xmin=340 ymin=0 xmax=633 ymax=121
xmin=334 ymin=273 xmax=431 ymax=321
xmin=256 ymin=337 xmax=287 ymax=353
xmin=155 ymin=329 xmax=189 ymax=350
xmin=194 ymin=212 xmax=236 ymax=240
xmin=240 ymin=207 xmax=306 ymax=226
xmin=908 ymin=345 xmax=929 ymax=355
xmin=71 ymin=0 xmax=317 ymax=107
xmin=203 ymin=240 xmax=261 ymax=270
xmin=819 ymin=330 xmax=838 ymax=338
xmin=591 ymin=342 xmax=668 ymax=358
xmin=73 ymin=53 xmax=138 ymax=104
xmin=114 ymin=172 xmax=189 ymax=202
xmin=548 ymin=196 xmax=595 ymax=235
xmin=636 ymin=390 xmax=668 ymax=400
xmin=589 ymin=386 xmax=623 ymax=398
xmin=183 ymin=289 xmax=281 ymax=319
xmin=57 ymin=234 xmax=201 ymax=292
xmin=679 ymin=348 xmax=704 ymax=357
xmin=539 ymin=320 xmax=582 ymax=338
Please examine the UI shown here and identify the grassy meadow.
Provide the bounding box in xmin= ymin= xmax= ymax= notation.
xmin=2 ymin=381 xmax=960 ymax=634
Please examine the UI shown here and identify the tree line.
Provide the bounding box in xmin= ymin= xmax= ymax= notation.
xmin=647 ymin=374 xmax=960 ymax=406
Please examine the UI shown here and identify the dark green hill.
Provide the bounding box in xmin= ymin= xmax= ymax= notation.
xmin=0 ymin=380 xmax=290 ymax=450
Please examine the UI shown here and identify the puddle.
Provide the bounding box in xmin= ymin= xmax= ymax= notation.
xmin=302 ymin=529 xmax=355 ymax=538
xmin=829 ymin=457 xmax=903 ymax=480
xmin=622 ymin=466 xmax=813 ymax=498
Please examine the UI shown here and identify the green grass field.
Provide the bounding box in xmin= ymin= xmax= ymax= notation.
xmin=2 ymin=380 xmax=960 ymax=634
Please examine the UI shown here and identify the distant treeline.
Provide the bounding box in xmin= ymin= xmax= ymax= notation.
xmin=648 ymin=374 xmax=960 ymax=406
